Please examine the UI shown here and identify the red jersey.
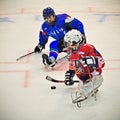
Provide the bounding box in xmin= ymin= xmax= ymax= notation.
xmin=67 ymin=43 xmax=105 ymax=78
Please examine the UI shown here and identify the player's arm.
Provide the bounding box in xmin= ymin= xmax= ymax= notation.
xmin=88 ymin=45 xmax=105 ymax=68
xmin=34 ymin=29 xmax=49 ymax=53
xmin=65 ymin=14 xmax=86 ymax=43
xmin=80 ymin=44 xmax=105 ymax=69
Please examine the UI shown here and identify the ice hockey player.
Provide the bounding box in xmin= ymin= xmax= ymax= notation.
xmin=64 ymin=29 xmax=105 ymax=101
xmin=34 ymin=7 xmax=86 ymax=67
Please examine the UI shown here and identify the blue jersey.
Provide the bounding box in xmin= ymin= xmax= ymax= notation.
xmin=39 ymin=13 xmax=85 ymax=46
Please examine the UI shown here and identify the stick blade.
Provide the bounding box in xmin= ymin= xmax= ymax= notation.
xmin=46 ymin=76 xmax=53 ymax=81
xmin=16 ymin=51 xmax=35 ymax=61
xmin=16 ymin=58 xmax=20 ymax=61
xmin=46 ymin=76 xmax=64 ymax=83
xmin=46 ymin=76 xmax=79 ymax=83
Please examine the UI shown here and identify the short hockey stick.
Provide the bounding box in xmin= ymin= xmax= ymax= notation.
xmin=16 ymin=51 xmax=35 ymax=61
xmin=16 ymin=46 xmax=44 ymax=61
xmin=46 ymin=75 xmax=79 ymax=83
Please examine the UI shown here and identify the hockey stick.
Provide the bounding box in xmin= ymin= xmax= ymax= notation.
xmin=16 ymin=51 xmax=35 ymax=61
xmin=16 ymin=46 xmax=44 ymax=61
xmin=46 ymin=75 xmax=79 ymax=83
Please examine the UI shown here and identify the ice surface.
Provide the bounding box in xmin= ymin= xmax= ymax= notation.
xmin=0 ymin=0 xmax=120 ymax=120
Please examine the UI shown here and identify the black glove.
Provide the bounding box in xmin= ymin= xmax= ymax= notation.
xmin=80 ymin=56 xmax=98 ymax=68
xmin=34 ymin=44 xmax=45 ymax=53
xmin=65 ymin=70 xmax=75 ymax=86
xmin=58 ymin=39 xmax=66 ymax=53
xmin=82 ymin=34 xmax=86 ymax=43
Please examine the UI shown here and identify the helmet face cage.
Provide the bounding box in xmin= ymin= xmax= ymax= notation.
xmin=64 ymin=29 xmax=82 ymax=47
xmin=43 ymin=7 xmax=55 ymax=20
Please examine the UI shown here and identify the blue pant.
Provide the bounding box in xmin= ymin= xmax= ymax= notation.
xmin=49 ymin=40 xmax=61 ymax=60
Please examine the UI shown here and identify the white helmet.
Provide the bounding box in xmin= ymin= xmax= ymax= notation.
xmin=64 ymin=29 xmax=82 ymax=46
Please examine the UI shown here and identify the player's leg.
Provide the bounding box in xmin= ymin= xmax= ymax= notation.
xmin=72 ymin=74 xmax=103 ymax=102
xmin=42 ymin=40 xmax=59 ymax=66
xmin=79 ymin=75 xmax=103 ymax=98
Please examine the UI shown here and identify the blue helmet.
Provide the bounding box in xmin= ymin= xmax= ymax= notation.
xmin=43 ymin=7 xmax=55 ymax=19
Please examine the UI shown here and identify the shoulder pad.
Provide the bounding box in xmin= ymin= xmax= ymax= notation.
xmin=65 ymin=15 xmax=74 ymax=23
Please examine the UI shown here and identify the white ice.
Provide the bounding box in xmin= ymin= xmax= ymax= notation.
xmin=0 ymin=0 xmax=120 ymax=120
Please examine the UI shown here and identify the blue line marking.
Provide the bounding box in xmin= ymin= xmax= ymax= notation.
xmin=35 ymin=15 xmax=43 ymax=21
xmin=95 ymin=14 xmax=120 ymax=22
xmin=0 ymin=17 xmax=15 ymax=23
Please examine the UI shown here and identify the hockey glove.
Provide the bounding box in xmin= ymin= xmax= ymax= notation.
xmin=65 ymin=70 xmax=75 ymax=86
xmin=58 ymin=39 xmax=66 ymax=53
xmin=80 ymin=56 xmax=98 ymax=68
xmin=34 ymin=43 xmax=45 ymax=53
xmin=82 ymin=34 xmax=86 ymax=43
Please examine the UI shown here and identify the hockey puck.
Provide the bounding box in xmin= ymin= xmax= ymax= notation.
xmin=51 ymin=86 xmax=56 ymax=90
